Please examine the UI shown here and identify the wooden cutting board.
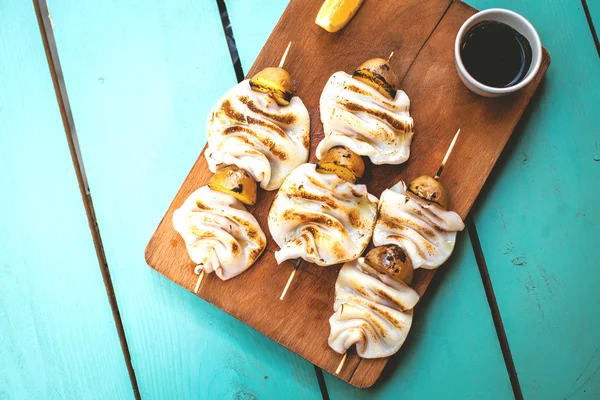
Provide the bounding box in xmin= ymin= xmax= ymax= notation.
xmin=145 ymin=0 xmax=550 ymax=388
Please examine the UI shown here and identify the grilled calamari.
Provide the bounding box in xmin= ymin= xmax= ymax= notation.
xmin=373 ymin=180 xmax=464 ymax=269
xmin=328 ymin=258 xmax=419 ymax=358
xmin=206 ymin=80 xmax=310 ymax=191
xmin=317 ymin=70 xmax=414 ymax=165
xmin=268 ymin=163 xmax=378 ymax=266
xmin=173 ymin=185 xmax=266 ymax=280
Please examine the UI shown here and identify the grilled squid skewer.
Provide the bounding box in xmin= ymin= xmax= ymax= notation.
xmin=373 ymin=130 xmax=465 ymax=270
xmin=206 ymin=42 xmax=310 ymax=191
xmin=172 ymin=179 xmax=267 ymax=284
xmin=331 ymin=129 xmax=465 ymax=374
xmin=329 ymin=247 xmax=419 ymax=362
xmin=175 ymin=44 xmax=305 ymax=293
xmin=317 ymin=56 xmax=414 ymax=165
xmin=269 ymin=146 xmax=378 ymax=299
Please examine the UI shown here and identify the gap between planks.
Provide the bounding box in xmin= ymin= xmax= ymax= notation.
xmin=581 ymin=0 xmax=600 ymax=57
xmin=215 ymin=0 xmax=331 ymax=397
xmin=33 ymin=0 xmax=141 ymax=399
xmin=216 ymin=0 xmax=245 ymax=82
xmin=467 ymin=218 xmax=524 ymax=400
xmin=343 ymin=0 xmax=454 ymax=385
xmin=217 ymin=0 xmax=337 ymax=395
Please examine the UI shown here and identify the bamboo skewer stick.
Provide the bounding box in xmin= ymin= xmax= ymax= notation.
xmin=388 ymin=51 xmax=395 ymax=62
xmin=194 ymin=269 xmax=205 ymax=294
xmin=279 ymin=41 xmax=292 ymax=68
xmin=434 ymin=128 xmax=461 ymax=180
xmin=335 ymin=352 xmax=348 ymax=375
xmin=280 ymin=258 xmax=302 ymax=300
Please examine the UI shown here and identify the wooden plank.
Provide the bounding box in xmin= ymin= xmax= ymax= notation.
xmin=464 ymin=0 xmax=600 ymax=398
xmin=588 ymin=0 xmax=600 ymax=36
xmin=46 ymin=0 xmax=322 ymax=398
xmin=147 ymin=0 xmax=550 ymax=387
xmin=0 ymin=2 xmax=134 ymax=399
xmin=225 ymin=0 xmax=290 ymax=74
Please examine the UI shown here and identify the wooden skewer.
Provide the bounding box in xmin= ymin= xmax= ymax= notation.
xmin=434 ymin=128 xmax=461 ymax=180
xmin=388 ymin=51 xmax=395 ymax=62
xmin=194 ymin=269 xmax=206 ymax=294
xmin=279 ymin=41 xmax=292 ymax=68
xmin=335 ymin=352 xmax=348 ymax=375
xmin=280 ymin=258 xmax=302 ymax=300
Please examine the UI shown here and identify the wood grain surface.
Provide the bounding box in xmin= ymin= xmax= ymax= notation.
xmin=146 ymin=0 xmax=550 ymax=387
xmin=0 ymin=2 xmax=134 ymax=399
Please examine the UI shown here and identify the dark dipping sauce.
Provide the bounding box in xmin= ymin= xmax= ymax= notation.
xmin=460 ymin=20 xmax=532 ymax=88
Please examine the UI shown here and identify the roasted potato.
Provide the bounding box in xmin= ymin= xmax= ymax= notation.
xmin=407 ymin=175 xmax=448 ymax=209
xmin=365 ymin=244 xmax=413 ymax=285
xmin=353 ymin=58 xmax=400 ymax=100
xmin=249 ymin=67 xmax=295 ymax=106
xmin=316 ymin=146 xmax=365 ymax=183
xmin=208 ymin=165 xmax=257 ymax=206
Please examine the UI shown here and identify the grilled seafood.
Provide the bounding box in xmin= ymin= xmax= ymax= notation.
xmin=373 ymin=180 xmax=464 ymax=269
xmin=328 ymin=258 xmax=419 ymax=358
xmin=268 ymin=163 xmax=378 ymax=266
xmin=173 ymin=186 xmax=266 ymax=280
xmin=206 ymin=79 xmax=310 ymax=191
xmin=317 ymin=67 xmax=413 ymax=165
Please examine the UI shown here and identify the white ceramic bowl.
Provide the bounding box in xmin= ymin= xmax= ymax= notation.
xmin=455 ymin=8 xmax=542 ymax=97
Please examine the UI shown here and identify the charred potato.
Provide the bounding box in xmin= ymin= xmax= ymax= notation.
xmin=208 ymin=165 xmax=257 ymax=206
xmin=353 ymin=58 xmax=400 ymax=100
xmin=316 ymin=146 xmax=365 ymax=183
xmin=365 ymin=245 xmax=413 ymax=285
xmin=407 ymin=175 xmax=448 ymax=209
xmin=249 ymin=67 xmax=295 ymax=106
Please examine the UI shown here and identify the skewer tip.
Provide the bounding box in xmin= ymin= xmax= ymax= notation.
xmin=335 ymin=352 xmax=348 ymax=375
xmin=434 ymin=128 xmax=461 ymax=180
xmin=388 ymin=51 xmax=395 ymax=62
xmin=279 ymin=41 xmax=292 ymax=68
xmin=194 ymin=270 xmax=205 ymax=294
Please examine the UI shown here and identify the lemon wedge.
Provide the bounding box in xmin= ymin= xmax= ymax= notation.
xmin=315 ymin=0 xmax=364 ymax=33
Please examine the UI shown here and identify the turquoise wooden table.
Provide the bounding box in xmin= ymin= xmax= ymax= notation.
xmin=1 ymin=0 xmax=598 ymax=398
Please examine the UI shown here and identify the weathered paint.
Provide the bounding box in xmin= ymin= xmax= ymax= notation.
xmin=467 ymin=0 xmax=600 ymax=398
xmin=46 ymin=0 xmax=322 ymax=398
xmin=0 ymin=2 xmax=134 ymax=399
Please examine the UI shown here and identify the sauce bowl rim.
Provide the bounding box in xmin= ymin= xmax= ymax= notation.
xmin=454 ymin=8 xmax=543 ymax=95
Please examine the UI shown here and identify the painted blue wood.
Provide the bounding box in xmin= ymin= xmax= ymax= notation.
xmin=324 ymin=234 xmax=514 ymax=398
xmin=588 ymin=0 xmax=600 ymax=33
xmin=0 ymin=2 xmax=134 ymax=399
xmin=225 ymin=0 xmax=290 ymax=74
xmin=466 ymin=0 xmax=600 ymax=398
xmin=225 ymin=0 xmax=514 ymax=396
xmin=46 ymin=0 xmax=322 ymax=398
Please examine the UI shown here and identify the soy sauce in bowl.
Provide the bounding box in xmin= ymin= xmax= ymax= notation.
xmin=460 ymin=20 xmax=532 ymax=88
